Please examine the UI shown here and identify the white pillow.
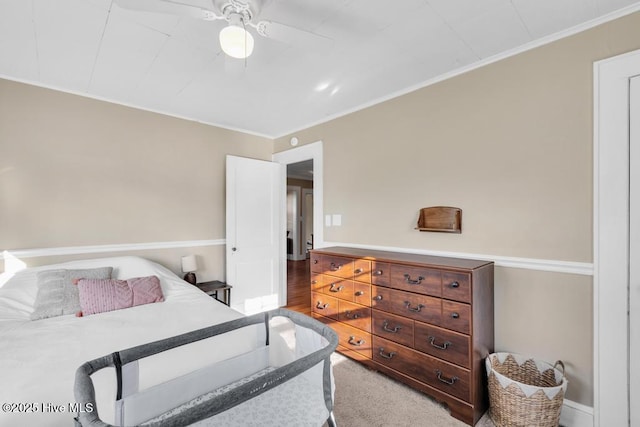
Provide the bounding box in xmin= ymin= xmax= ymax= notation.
xmin=30 ymin=267 xmax=113 ymax=320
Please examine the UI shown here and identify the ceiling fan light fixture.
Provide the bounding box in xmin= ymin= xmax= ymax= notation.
xmin=219 ymin=14 xmax=254 ymax=59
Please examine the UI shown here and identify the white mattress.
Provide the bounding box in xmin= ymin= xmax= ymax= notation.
xmin=0 ymin=256 xmax=255 ymax=427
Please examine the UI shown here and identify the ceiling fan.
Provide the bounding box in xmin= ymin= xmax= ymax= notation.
xmin=113 ymin=0 xmax=331 ymax=59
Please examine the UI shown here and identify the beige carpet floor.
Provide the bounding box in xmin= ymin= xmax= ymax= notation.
xmin=329 ymin=352 xmax=495 ymax=427
xmin=271 ymin=316 xmax=494 ymax=426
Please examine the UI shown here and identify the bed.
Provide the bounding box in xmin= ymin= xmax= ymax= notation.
xmin=0 ymin=256 xmax=337 ymax=426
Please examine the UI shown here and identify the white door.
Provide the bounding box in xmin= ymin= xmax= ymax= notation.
xmin=226 ymin=155 xmax=282 ymax=315
xmin=630 ymin=75 xmax=640 ymax=426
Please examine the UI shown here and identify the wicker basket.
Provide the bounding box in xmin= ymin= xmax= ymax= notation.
xmin=486 ymin=353 xmax=568 ymax=427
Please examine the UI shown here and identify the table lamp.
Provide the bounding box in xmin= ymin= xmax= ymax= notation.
xmin=181 ymin=254 xmax=198 ymax=285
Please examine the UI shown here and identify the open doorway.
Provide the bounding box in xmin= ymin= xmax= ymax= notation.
xmin=285 ymin=160 xmax=313 ymax=313
xmin=287 ymin=160 xmax=314 ymax=261
xmin=273 ymin=140 xmax=324 ymax=314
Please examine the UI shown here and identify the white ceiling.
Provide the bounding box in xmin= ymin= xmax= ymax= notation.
xmin=1 ymin=0 xmax=639 ymax=138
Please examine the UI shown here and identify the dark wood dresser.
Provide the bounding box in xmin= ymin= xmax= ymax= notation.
xmin=310 ymin=246 xmax=494 ymax=426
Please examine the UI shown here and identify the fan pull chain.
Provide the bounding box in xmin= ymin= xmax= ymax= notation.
xmin=243 ymin=18 xmax=248 ymax=68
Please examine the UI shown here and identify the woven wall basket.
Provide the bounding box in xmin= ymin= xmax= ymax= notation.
xmin=485 ymin=353 xmax=568 ymax=427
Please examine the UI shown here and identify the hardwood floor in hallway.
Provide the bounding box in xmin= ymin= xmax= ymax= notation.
xmin=285 ymin=259 xmax=311 ymax=315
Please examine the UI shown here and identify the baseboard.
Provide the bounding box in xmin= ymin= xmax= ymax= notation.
xmin=321 ymin=241 xmax=593 ymax=276
xmin=561 ymin=399 xmax=594 ymax=427
xmin=0 ymin=239 xmax=226 ymax=260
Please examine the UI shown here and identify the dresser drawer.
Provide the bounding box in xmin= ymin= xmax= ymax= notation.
xmin=354 ymin=259 xmax=372 ymax=283
xmin=322 ymin=276 xmax=354 ymax=300
xmin=310 ymin=253 xmax=323 ymax=273
xmin=414 ymin=322 xmax=470 ymax=368
xmin=310 ymin=273 xmax=323 ymax=291
xmin=372 ymin=285 xmax=441 ymax=325
xmin=373 ymin=336 xmax=471 ymax=402
xmin=315 ymin=313 xmax=372 ymax=359
xmin=442 ymin=271 xmax=471 ymax=303
xmin=311 ymin=292 xmax=339 ymax=320
xmin=353 ymin=282 xmax=372 ymax=307
xmin=441 ymin=300 xmax=471 ymax=334
xmin=371 ymin=261 xmax=390 ymax=286
xmin=389 ymin=264 xmax=441 ymax=296
xmin=339 ymin=300 xmax=372 ymax=333
xmin=323 ymin=255 xmax=355 ymax=279
xmin=372 ymin=309 xmax=414 ymax=348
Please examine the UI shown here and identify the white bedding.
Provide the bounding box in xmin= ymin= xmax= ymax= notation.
xmin=0 ymin=256 xmax=256 ymax=427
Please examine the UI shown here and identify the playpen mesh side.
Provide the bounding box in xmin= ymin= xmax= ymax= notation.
xmin=74 ymin=308 xmax=338 ymax=427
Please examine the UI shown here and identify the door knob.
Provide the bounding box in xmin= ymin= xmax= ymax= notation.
xmin=231 ymin=247 xmax=237 ymax=252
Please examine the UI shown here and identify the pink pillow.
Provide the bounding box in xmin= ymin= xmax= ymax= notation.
xmin=76 ymin=275 xmax=164 ymax=316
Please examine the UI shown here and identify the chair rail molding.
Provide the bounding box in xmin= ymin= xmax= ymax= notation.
xmin=0 ymin=239 xmax=225 ymax=260
xmin=322 ymin=241 xmax=593 ymax=276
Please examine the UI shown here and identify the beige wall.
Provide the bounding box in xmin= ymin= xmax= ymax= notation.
xmin=273 ymin=12 xmax=640 ymax=406
xmin=3 ymin=10 xmax=640 ymax=410
xmin=0 ymin=79 xmax=272 ymax=279
xmin=493 ymin=268 xmax=593 ymax=400
xmin=1 ymin=245 xmax=226 ymax=284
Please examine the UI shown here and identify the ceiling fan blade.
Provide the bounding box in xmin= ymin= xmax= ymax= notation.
xmin=254 ymin=20 xmax=332 ymax=49
xmin=112 ymin=0 xmax=221 ymax=20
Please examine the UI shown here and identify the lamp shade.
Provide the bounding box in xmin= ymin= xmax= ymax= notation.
xmin=219 ymin=15 xmax=254 ymax=59
xmin=181 ymin=255 xmax=198 ymax=273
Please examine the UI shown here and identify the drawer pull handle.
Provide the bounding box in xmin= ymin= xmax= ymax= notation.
xmin=450 ymin=281 xmax=460 ymax=288
xmin=345 ymin=310 xmax=360 ymax=319
xmin=379 ymin=348 xmax=397 ymax=359
xmin=313 ymin=259 xmax=318 ymax=264
xmin=428 ymin=336 xmax=451 ymax=350
xmin=404 ymin=301 xmax=425 ymax=312
xmin=382 ymin=320 xmax=402 ymax=333
xmin=311 ymin=280 xmax=317 ymax=285
xmin=373 ymin=270 xmax=384 ymax=276
xmin=316 ymin=302 xmax=329 ymax=310
xmin=451 ymin=312 xmax=460 ymax=319
xmin=329 ymin=263 xmax=342 ymax=271
xmin=354 ymin=291 xmax=364 ymax=296
xmin=354 ymin=268 xmax=363 ymax=274
xmin=348 ymin=336 xmax=365 ymax=346
xmin=329 ymin=283 xmax=344 ymax=292
xmin=373 ymin=295 xmax=383 ymax=301
xmin=435 ymin=370 xmax=458 ymax=385
xmin=404 ymin=274 xmax=425 ymax=285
